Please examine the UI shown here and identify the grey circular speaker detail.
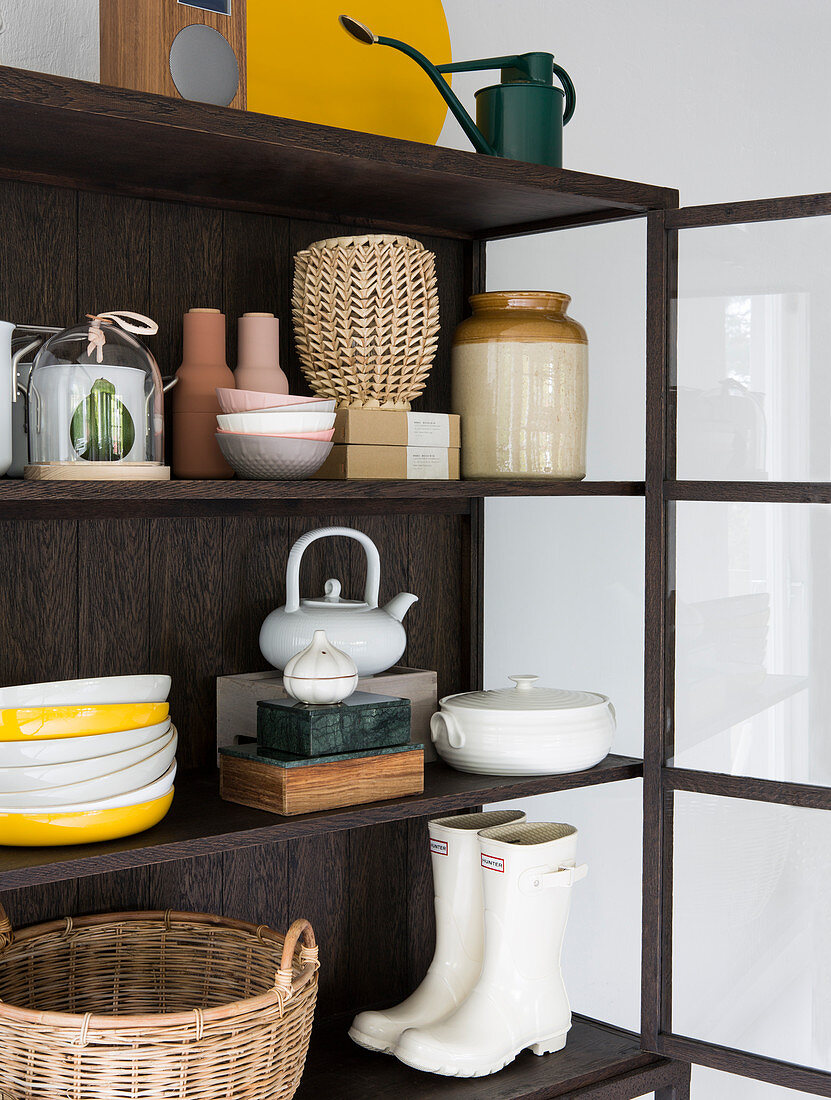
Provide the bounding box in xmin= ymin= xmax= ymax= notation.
xmin=169 ymin=24 xmax=239 ymax=107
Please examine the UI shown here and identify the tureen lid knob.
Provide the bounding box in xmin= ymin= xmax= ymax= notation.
xmin=323 ymin=578 xmax=342 ymax=602
xmin=509 ymin=675 xmax=538 ymax=691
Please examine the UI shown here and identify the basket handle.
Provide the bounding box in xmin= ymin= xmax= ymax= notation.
xmin=274 ymin=918 xmax=318 ymax=1000
xmin=0 ymin=902 xmax=13 ymax=952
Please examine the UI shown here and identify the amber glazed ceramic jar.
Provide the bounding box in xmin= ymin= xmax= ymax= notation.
xmin=451 ymin=291 xmax=588 ymax=479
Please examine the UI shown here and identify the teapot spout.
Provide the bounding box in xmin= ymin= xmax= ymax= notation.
xmin=383 ymin=592 xmax=419 ymax=623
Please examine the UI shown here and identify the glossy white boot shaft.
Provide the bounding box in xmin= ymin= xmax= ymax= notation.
xmin=348 ymin=808 xmax=525 ymax=1054
xmin=395 ymin=821 xmax=586 ymax=1077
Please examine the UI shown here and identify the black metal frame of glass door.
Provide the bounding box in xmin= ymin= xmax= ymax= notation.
xmin=642 ymin=192 xmax=831 ymax=1098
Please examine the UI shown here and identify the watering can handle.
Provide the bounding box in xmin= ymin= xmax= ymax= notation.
xmin=284 ymin=526 xmax=381 ymax=613
xmin=553 ymin=62 xmax=576 ymax=125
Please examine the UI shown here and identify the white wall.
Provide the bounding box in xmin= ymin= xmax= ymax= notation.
xmin=2 ymin=1 xmax=829 ymax=1095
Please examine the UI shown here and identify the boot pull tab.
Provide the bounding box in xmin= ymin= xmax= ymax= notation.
xmin=520 ymin=863 xmax=588 ymax=893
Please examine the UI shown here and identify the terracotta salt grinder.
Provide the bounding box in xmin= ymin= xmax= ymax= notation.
xmin=172 ymin=308 xmax=235 ymax=479
xmin=235 ymin=312 xmax=289 ymax=394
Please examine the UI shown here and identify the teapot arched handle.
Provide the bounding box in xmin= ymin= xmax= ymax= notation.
xmin=285 ymin=526 xmax=381 ymax=613
xmin=553 ymin=62 xmax=576 ymax=125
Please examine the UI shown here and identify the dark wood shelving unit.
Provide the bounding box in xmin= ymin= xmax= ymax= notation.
xmin=0 ymin=757 xmax=644 ymax=890
xmin=0 ymin=68 xmax=692 ymax=1100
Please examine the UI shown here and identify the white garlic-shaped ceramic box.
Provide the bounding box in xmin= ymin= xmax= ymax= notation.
xmin=430 ymin=676 xmax=616 ymax=776
xmin=283 ymin=630 xmax=359 ymax=705
xmin=259 ymin=527 xmax=418 ymax=676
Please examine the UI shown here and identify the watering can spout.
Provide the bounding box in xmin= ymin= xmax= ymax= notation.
xmin=338 ymin=14 xmax=497 ymax=156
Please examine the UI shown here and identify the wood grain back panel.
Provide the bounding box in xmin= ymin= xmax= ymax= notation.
xmin=0 ymin=179 xmax=474 ymax=1021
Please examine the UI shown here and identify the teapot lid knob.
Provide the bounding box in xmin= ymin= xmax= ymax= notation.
xmin=323 ymin=578 xmax=342 ymax=602
xmin=509 ymin=675 xmax=539 ymax=691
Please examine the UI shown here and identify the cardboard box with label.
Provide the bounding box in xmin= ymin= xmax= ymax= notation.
xmin=316 ymin=410 xmax=461 ymax=480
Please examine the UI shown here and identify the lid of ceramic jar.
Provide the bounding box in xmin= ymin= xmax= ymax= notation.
xmin=442 ymin=676 xmax=607 ymax=712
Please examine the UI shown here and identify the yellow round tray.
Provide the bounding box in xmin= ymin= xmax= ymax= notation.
xmin=0 ymin=702 xmax=170 ymax=741
xmin=247 ymin=0 xmax=452 ymax=144
xmin=0 ymin=789 xmax=174 ymax=846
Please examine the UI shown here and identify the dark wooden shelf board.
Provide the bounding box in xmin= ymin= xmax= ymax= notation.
xmin=0 ymin=66 xmax=676 ymax=239
xmin=665 ymin=480 xmax=831 ymax=504
xmin=296 ymin=1015 xmax=679 ymax=1100
xmin=0 ymin=756 xmax=642 ymax=890
xmin=0 ymin=479 xmax=646 ymax=518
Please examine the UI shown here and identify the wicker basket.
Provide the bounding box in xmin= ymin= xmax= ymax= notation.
xmin=292 ymin=234 xmax=440 ymax=410
xmin=0 ymin=903 xmax=318 ymax=1100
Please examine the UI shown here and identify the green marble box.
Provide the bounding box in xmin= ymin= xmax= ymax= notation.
xmin=257 ymin=691 xmax=411 ymax=758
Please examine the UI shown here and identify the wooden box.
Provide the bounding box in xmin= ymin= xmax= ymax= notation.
xmin=217 ymin=666 xmax=438 ymax=762
xmin=220 ymin=742 xmax=424 ymax=815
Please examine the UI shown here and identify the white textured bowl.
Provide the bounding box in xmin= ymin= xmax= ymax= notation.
xmin=216 ymin=432 xmax=333 ymax=480
xmin=0 ymin=719 xmax=172 ymax=768
xmin=216 ymin=388 xmax=336 ymax=415
xmin=0 ymin=761 xmax=178 ymax=814
xmin=0 ymin=674 xmax=171 ymax=709
xmin=0 ymin=734 xmax=178 ymax=807
xmin=217 ymin=411 xmax=335 ymax=435
xmin=0 ymin=728 xmax=177 ymax=793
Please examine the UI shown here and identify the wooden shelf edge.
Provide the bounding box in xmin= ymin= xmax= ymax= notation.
xmin=0 ymin=66 xmax=676 ymax=237
xmin=296 ymin=1013 xmax=679 ymax=1100
xmin=0 ymin=756 xmax=643 ymax=890
xmin=0 ymin=479 xmax=646 ymax=518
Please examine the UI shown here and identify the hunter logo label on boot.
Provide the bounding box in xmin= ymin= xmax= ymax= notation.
xmin=481 ymin=853 xmax=505 ymax=873
xmin=430 ymin=839 xmax=448 ymax=855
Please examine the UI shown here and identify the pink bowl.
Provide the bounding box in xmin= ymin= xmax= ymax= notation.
xmin=216 ymin=388 xmax=336 ymax=414
xmin=217 ymin=428 xmax=335 ymax=442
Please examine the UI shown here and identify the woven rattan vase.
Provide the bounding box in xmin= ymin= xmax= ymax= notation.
xmin=0 ymin=904 xmax=318 ymax=1100
xmin=292 ymin=234 xmax=440 ymax=410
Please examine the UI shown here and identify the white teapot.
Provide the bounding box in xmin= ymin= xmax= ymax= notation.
xmin=259 ymin=526 xmax=418 ymax=676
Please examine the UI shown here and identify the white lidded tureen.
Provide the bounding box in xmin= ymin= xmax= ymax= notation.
xmin=259 ymin=526 xmax=418 ymax=676
xmin=430 ymin=675 xmax=615 ymax=776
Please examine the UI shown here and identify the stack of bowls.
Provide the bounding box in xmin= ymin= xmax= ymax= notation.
xmin=215 ymin=389 xmax=336 ymax=479
xmin=0 ymin=674 xmax=176 ymax=846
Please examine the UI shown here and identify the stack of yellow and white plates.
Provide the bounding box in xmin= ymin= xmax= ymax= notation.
xmin=0 ymin=675 xmax=176 ymax=846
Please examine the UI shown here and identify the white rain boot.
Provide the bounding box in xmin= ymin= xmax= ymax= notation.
xmin=394 ymin=821 xmax=586 ymax=1077
xmin=349 ymin=809 xmax=526 ymax=1054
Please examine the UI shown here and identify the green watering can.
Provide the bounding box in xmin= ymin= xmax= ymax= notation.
xmin=339 ymin=14 xmax=576 ymax=167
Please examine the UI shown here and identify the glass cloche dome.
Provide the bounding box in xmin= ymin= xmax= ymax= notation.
xmin=27 ymin=312 xmax=165 ymax=474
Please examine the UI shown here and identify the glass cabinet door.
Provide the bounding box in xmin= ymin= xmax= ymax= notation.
xmin=674 ymin=214 xmax=831 ymax=482
xmin=648 ymin=194 xmax=831 ymax=1098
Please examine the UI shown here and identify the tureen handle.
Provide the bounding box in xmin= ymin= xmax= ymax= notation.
xmin=285 ymin=526 xmax=381 ymax=613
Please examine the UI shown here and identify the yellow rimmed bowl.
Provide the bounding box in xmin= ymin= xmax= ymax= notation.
xmin=0 ymin=789 xmax=174 ymax=846
xmin=0 ymin=702 xmax=169 ymax=741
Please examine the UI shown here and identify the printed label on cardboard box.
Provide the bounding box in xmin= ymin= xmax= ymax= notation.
xmin=430 ymin=838 xmax=448 ymax=856
xmin=406 ymin=447 xmax=450 ymax=479
xmin=407 ymin=412 xmax=451 ymax=447
xmin=481 ymin=853 xmax=505 ymax=873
